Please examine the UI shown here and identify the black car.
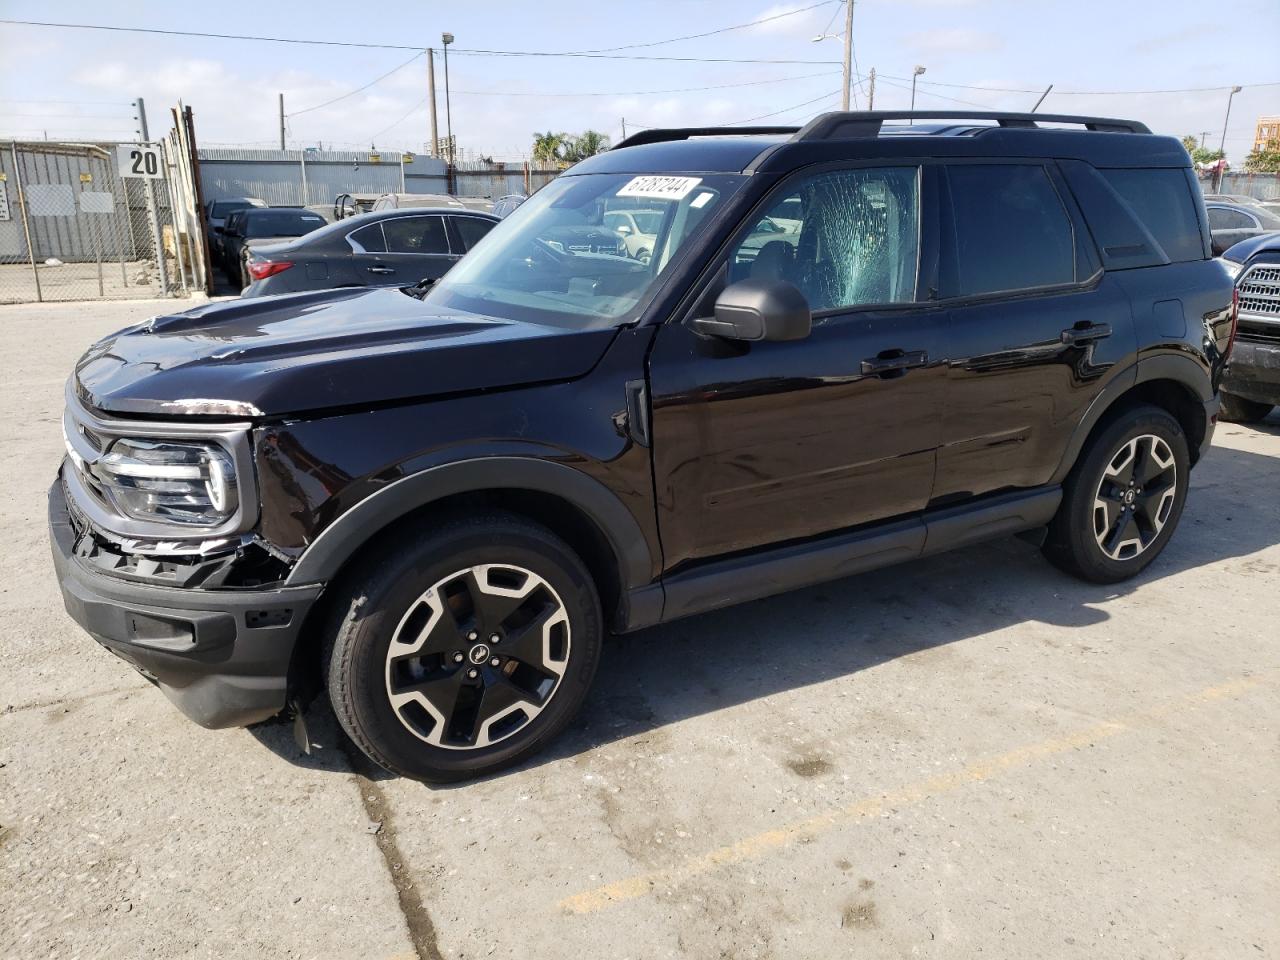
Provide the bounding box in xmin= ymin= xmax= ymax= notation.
xmin=242 ymin=208 xmax=498 ymax=298
xmin=205 ymin=196 xmax=265 ymax=261
xmin=50 ymin=111 xmax=1235 ymax=783
xmin=1205 ymin=201 xmax=1280 ymax=256
xmin=1219 ymin=233 xmax=1280 ymax=421
xmin=219 ymin=207 xmax=329 ymax=288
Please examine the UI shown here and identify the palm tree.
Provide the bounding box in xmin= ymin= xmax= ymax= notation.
xmin=564 ymin=130 xmax=611 ymax=162
xmin=532 ymin=131 xmax=568 ymax=164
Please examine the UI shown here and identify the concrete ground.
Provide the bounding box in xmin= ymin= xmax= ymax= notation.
xmin=2 ymin=298 xmax=1277 ymax=960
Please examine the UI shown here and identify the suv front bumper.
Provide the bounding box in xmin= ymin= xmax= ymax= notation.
xmin=49 ymin=479 xmax=324 ymax=728
xmin=1224 ymin=335 xmax=1280 ymax=406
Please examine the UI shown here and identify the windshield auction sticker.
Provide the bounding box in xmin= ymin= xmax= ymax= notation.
xmin=617 ymin=176 xmax=703 ymax=201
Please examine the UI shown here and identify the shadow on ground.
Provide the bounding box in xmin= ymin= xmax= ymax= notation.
xmin=250 ymin=436 xmax=1280 ymax=783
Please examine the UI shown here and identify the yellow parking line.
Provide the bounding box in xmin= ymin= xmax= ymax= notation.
xmin=559 ymin=672 xmax=1273 ymax=916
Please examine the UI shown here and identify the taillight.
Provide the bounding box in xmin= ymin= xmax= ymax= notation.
xmin=247 ymin=259 xmax=294 ymax=281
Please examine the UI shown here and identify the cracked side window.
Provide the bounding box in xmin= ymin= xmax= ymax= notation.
xmin=730 ymin=166 xmax=920 ymax=312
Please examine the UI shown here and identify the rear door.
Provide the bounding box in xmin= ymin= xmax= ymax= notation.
xmin=378 ymin=215 xmax=456 ymax=285
xmin=932 ymin=162 xmax=1133 ymax=502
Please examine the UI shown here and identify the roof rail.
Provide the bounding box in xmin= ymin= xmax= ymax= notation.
xmin=793 ymin=111 xmax=1151 ymax=140
xmin=612 ymin=126 xmax=799 ymax=150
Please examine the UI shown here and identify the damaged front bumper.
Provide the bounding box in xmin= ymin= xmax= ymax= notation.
xmin=48 ymin=476 xmax=323 ymax=728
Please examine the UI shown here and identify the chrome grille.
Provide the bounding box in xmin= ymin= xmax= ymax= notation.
xmin=1238 ymin=264 xmax=1280 ymax=319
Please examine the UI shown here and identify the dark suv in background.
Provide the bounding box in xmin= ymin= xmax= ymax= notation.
xmin=50 ymin=112 xmax=1235 ymax=783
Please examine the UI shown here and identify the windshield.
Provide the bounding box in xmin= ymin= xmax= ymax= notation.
xmin=244 ymin=211 xmax=327 ymax=238
xmin=424 ymin=172 xmax=745 ymax=328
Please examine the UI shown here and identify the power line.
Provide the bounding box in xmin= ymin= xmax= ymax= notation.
xmin=0 ymin=18 xmax=839 ymax=64
xmin=366 ymin=96 xmax=428 ymax=143
xmin=874 ymin=76 xmax=1000 ymax=110
xmin=560 ymin=0 xmax=837 ymax=53
xmin=452 ymin=70 xmax=841 ymax=98
xmin=289 ymin=50 xmax=424 ymax=116
xmin=729 ymin=89 xmax=842 ymax=125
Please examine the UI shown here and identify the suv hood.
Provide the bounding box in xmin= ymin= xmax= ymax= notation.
xmin=74 ymin=287 xmax=616 ymax=418
xmin=1223 ymin=231 xmax=1280 ymax=264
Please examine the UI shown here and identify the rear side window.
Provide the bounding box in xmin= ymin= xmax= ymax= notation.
xmin=348 ymin=223 xmax=387 ymax=253
xmin=1207 ymin=206 xmax=1257 ymax=230
xmin=947 ymin=164 xmax=1076 ymax=296
xmin=1099 ymin=169 xmax=1203 ymax=263
xmin=383 ymin=216 xmax=449 ymax=254
xmin=454 ymin=216 xmax=496 ymax=250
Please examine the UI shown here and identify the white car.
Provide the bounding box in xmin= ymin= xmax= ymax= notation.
xmin=604 ymin=209 xmax=663 ymax=264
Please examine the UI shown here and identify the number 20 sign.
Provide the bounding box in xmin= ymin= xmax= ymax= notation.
xmin=115 ymin=143 xmax=163 ymax=179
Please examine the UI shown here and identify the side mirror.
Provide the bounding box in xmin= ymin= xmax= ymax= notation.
xmin=691 ymin=279 xmax=811 ymax=342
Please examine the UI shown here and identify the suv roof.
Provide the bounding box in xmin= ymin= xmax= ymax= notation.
xmin=576 ymin=110 xmax=1186 ymax=177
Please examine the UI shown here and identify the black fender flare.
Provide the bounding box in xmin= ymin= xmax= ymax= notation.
xmin=285 ymin=457 xmax=654 ymax=590
xmin=1049 ymin=353 xmax=1214 ymax=485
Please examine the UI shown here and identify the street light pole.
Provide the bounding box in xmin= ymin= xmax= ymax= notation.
xmin=811 ymin=2 xmax=856 ymax=111
xmin=1214 ymin=85 xmax=1242 ymax=193
xmin=911 ymin=65 xmax=926 ymax=112
xmin=442 ymin=32 xmax=455 ymax=166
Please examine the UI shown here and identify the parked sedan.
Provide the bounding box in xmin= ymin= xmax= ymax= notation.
xmin=221 ymin=207 xmax=330 ymax=287
xmin=1205 ymin=201 xmax=1280 ymax=256
xmin=205 ymin=196 xmax=265 ymax=260
xmin=241 ymin=207 xmax=498 ymax=298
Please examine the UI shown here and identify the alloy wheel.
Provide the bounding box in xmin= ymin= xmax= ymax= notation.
xmin=384 ymin=564 xmax=571 ymax=750
xmin=1092 ymin=434 xmax=1177 ymax=561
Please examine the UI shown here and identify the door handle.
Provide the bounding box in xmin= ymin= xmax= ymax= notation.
xmin=367 ymin=265 xmax=396 ymax=275
xmin=860 ymin=350 xmax=928 ymax=376
xmin=1060 ymin=322 xmax=1111 ymax=345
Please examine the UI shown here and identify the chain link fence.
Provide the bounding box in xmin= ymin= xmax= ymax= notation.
xmin=0 ymin=140 xmax=203 ymax=304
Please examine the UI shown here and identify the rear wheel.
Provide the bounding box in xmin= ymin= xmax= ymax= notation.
xmin=324 ymin=513 xmax=602 ymax=783
xmin=1220 ymin=391 xmax=1274 ymax=424
xmin=1043 ymin=405 xmax=1189 ymax=583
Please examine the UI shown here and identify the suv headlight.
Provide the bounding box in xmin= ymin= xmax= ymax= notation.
xmin=93 ymin=438 xmax=238 ymax=526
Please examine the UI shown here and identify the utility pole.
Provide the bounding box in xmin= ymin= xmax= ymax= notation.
xmin=1199 ymin=130 xmax=1212 ymax=148
xmin=841 ymin=0 xmax=854 ymax=110
xmin=1214 ymin=85 xmax=1242 ymax=192
xmin=428 ymin=48 xmax=439 ymax=158
xmin=278 ymin=93 xmax=286 ymax=150
xmin=133 ymin=94 xmax=167 ymax=296
xmin=621 ymin=117 xmax=627 ymax=140
xmin=867 ymin=68 xmax=875 ymax=110
xmin=134 ymin=97 xmax=149 ymax=140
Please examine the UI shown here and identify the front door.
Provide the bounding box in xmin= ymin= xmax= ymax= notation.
xmin=649 ymin=163 xmax=948 ymax=569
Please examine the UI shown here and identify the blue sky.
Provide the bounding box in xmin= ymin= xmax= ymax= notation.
xmin=1 ymin=0 xmax=1277 ymax=162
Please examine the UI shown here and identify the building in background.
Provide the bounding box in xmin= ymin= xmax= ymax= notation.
xmin=1254 ymin=116 xmax=1280 ymax=153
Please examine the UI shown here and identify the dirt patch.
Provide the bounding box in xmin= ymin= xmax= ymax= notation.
xmin=786 ymin=756 xmax=832 ymax=778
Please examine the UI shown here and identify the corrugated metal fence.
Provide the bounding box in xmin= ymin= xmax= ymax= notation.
xmin=198 ymin=149 xmax=561 ymax=205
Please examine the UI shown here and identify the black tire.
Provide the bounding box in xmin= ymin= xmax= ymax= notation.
xmin=1220 ymin=391 xmax=1274 ymax=424
xmin=323 ymin=512 xmax=602 ymax=783
xmin=1043 ymin=404 xmax=1190 ymax=584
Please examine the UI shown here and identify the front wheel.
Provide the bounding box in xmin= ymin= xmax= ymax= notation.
xmin=324 ymin=513 xmax=602 ymax=783
xmin=1043 ymin=405 xmax=1189 ymax=584
xmin=1220 ymin=392 xmax=1274 ymax=424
